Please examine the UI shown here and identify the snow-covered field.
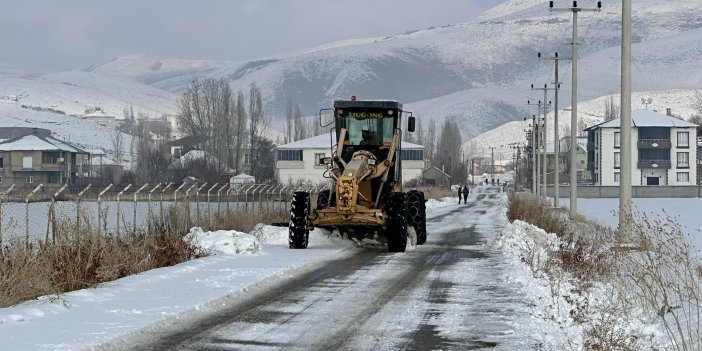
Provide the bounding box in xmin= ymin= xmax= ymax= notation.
xmin=574 ymin=197 xmax=702 ymax=255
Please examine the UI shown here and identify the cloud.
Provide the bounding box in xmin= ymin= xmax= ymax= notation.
xmin=0 ymin=0 xmax=502 ymax=72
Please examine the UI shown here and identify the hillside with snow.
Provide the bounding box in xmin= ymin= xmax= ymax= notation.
xmin=466 ymin=88 xmax=701 ymax=161
xmin=78 ymin=0 xmax=702 ymax=141
xmin=2 ymin=0 xmax=702 ymax=149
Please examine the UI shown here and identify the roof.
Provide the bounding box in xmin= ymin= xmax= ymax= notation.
xmin=277 ymin=131 xmax=424 ymax=150
xmin=0 ymin=134 xmax=87 ymax=153
xmin=169 ymin=135 xmax=209 ymax=147
xmin=169 ymin=150 xmax=234 ymax=173
xmin=333 ymin=100 xmax=402 ymax=110
xmin=423 ymin=166 xmax=452 ymax=179
xmin=588 ymin=109 xmax=698 ymax=130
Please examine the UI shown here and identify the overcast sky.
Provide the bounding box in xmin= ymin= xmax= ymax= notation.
xmin=0 ymin=0 xmax=503 ymax=73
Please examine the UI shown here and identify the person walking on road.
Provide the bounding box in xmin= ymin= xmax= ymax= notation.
xmin=458 ymin=185 xmax=463 ymax=204
xmin=462 ymin=185 xmax=469 ymax=204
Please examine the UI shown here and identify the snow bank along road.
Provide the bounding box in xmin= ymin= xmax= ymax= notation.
xmin=129 ymin=187 xmax=539 ymax=350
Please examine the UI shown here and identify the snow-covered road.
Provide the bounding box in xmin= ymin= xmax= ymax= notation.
xmin=1 ymin=186 xmax=546 ymax=350
xmin=127 ymin=188 xmax=539 ymax=350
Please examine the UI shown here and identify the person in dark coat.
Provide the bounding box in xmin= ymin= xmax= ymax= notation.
xmin=458 ymin=185 xmax=463 ymax=204
xmin=462 ymin=185 xmax=469 ymax=203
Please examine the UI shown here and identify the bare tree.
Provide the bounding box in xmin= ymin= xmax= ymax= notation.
xmin=425 ymin=119 xmax=437 ymax=166
xmin=286 ymin=101 xmax=294 ymax=143
xmin=111 ymin=130 xmax=124 ymax=184
xmin=177 ymin=78 xmax=235 ymax=176
xmin=604 ymin=95 xmax=620 ymax=121
xmin=436 ymin=118 xmax=464 ymax=182
xmin=414 ymin=116 xmax=424 ymax=146
xmin=248 ymin=83 xmax=269 ymax=180
xmin=234 ymin=91 xmax=247 ymax=174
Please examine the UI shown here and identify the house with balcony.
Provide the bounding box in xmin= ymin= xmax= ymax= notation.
xmin=276 ymin=131 xmax=425 ymax=185
xmin=0 ymin=127 xmax=91 ymax=190
xmin=585 ymin=109 xmax=698 ymax=186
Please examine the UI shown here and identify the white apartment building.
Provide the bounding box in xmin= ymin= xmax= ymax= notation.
xmin=586 ymin=109 xmax=698 ymax=186
xmin=276 ymin=132 xmax=425 ymax=185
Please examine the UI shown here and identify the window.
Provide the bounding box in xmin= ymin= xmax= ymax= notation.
xmin=244 ymin=154 xmax=251 ymax=165
xmin=22 ymin=156 xmax=32 ymax=169
xmin=400 ymin=149 xmax=424 ymax=161
xmin=277 ymin=149 xmax=303 ymax=161
xmin=614 ymin=131 xmax=620 ymax=148
xmin=47 ymin=172 xmax=60 ymax=184
xmin=42 ymin=152 xmax=60 ymax=164
xmin=677 ymin=152 xmax=689 ymax=168
xmin=614 ymin=172 xmax=620 ymax=183
xmin=26 ymin=175 xmax=33 ymax=184
xmin=0 ymin=157 xmax=3 ymax=168
xmin=677 ymin=132 xmax=689 ymax=148
xmin=614 ymin=152 xmax=620 ymax=169
xmin=0 ymin=176 xmax=2 ymax=184
xmin=314 ymin=153 xmax=326 ymax=166
xmin=677 ymin=172 xmax=689 ymax=183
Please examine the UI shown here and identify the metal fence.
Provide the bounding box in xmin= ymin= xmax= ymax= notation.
xmin=0 ymin=182 xmax=323 ymax=249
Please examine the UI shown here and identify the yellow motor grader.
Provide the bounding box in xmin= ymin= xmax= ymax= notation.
xmin=288 ymin=99 xmax=426 ymax=252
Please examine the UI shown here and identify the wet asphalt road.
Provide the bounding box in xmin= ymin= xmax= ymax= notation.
xmin=130 ymin=187 xmax=539 ymax=351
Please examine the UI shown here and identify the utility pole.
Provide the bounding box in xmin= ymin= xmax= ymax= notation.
xmin=538 ymin=52 xmax=569 ymax=207
xmin=528 ymin=100 xmax=546 ymax=199
xmin=510 ymin=144 xmax=522 ymax=188
xmin=524 ymin=122 xmax=535 ymax=192
xmin=550 ymin=0 xmax=601 ymax=217
xmin=619 ymin=0 xmax=632 ymax=242
xmin=532 ymin=85 xmax=555 ymax=204
xmin=488 ymin=146 xmax=497 ymax=182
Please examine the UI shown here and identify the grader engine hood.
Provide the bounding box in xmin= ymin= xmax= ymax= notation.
xmin=335 ymin=153 xmax=376 ymax=214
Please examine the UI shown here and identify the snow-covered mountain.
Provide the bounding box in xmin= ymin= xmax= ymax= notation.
xmin=0 ymin=68 xmax=178 ymax=118
xmin=82 ymin=0 xmax=698 ymax=141
xmin=3 ymin=0 xmax=702 ymax=152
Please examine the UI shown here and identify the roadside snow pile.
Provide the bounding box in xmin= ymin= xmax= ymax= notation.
xmin=425 ymin=197 xmax=455 ymax=211
xmin=495 ymin=220 xmax=668 ymax=350
xmin=250 ymin=224 xmax=339 ymax=245
xmin=185 ymin=227 xmax=261 ymax=254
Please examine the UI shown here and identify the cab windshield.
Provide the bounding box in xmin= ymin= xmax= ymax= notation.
xmin=338 ymin=112 xmax=395 ymax=146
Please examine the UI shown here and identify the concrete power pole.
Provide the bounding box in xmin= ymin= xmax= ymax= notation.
xmin=550 ymin=0 xmax=601 ymax=217
xmin=488 ymin=146 xmax=497 ymax=182
xmin=619 ymin=0 xmax=632 ymax=242
xmin=528 ymin=101 xmax=543 ymax=197
xmin=532 ymin=85 xmax=555 ymax=204
xmin=538 ymin=52 xmax=569 ymax=208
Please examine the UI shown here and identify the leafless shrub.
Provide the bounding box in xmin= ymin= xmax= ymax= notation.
xmin=617 ymin=211 xmax=702 ymax=351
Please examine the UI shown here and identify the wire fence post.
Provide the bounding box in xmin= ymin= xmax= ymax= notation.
xmin=115 ymin=184 xmax=132 ymax=238
xmin=97 ymin=184 xmax=113 ymax=238
xmin=160 ymin=182 xmax=173 ymax=227
xmin=207 ymin=183 xmax=218 ymax=228
xmin=195 ymin=183 xmax=207 ymax=227
xmin=279 ymin=186 xmax=286 ymax=211
xmin=75 ymin=184 xmax=91 ymax=236
xmin=133 ymin=184 xmax=148 ymax=235
xmin=217 ymin=184 xmax=229 ymax=215
xmin=25 ymin=184 xmax=43 ymax=250
xmin=185 ymin=183 xmax=197 ymax=228
xmin=148 ymin=183 xmax=162 ymax=234
xmin=0 ymin=184 xmax=15 ymax=256
xmin=258 ymin=185 xmax=268 ymax=213
xmin=47 ymin=184 xmax=68 ymax=244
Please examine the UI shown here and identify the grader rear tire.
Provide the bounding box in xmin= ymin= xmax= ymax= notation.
xmin=386 ymin=192 xmax=408 ymax=252
xmin=289 ymin=192 xmax=310 ymax=249
xmin=407 ymin=190 xmax=427 ymax=245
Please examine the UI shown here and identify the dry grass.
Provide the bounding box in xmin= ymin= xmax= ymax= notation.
xmin=507 ymin=192 xmax=702 ymax=349
xmin=0 ymin=206 xmax=288 ymax=308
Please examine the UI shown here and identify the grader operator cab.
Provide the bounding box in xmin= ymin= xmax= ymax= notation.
xmin=288 ymin=99 xmax=427 ymax=252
